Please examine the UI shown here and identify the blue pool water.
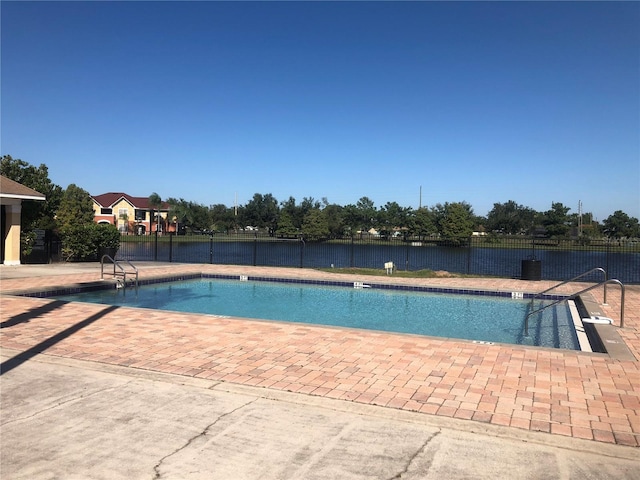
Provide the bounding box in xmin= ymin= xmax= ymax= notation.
xmin=53 ymin=279 xmax=579 ymax=350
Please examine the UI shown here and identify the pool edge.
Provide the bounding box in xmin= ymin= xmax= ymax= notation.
xmin=8 ymin=272 xmax=624 ymax=358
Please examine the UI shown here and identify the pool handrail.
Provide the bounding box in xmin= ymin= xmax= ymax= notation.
xmin=531 ymin=267 xmax=608 ymax=305
xmin=524 ymin=278 xmax=625 ymax=336
xmin=100 ymin=255 xmax=139 ymax=292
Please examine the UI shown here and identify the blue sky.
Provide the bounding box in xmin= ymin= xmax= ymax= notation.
xmin=2 ymin=1 xmax=639 ymax=221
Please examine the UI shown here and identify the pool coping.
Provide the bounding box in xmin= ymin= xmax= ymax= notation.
xmin=10 ymin=271 xmax=572 ymax=299
xmin=578 ymin=294 xmax=636 ymax=361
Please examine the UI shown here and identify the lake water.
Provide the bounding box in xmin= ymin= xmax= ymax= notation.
xmin=118 ymin=239 xmax=640 ymax=283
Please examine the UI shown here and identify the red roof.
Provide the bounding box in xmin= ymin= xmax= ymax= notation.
xmin=92 ymin=192 xmax=169 ymax=210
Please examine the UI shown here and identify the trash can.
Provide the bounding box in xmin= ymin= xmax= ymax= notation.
xmin=521 ymin=259 xmax=542 ymax=281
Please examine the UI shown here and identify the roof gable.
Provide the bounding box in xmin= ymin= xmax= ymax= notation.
xmin=92 ymin=192 xmax=169 ymax=210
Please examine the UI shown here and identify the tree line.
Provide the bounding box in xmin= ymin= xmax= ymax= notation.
xmin=181 ymin=194 xmax=638 ymax=244
xmin=2 ymin=155 xmax=639 ymax=255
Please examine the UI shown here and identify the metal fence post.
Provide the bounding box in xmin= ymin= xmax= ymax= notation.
xmin=209 ymin=236 xmax=214 ymax=264
xmin=350 ymin=235 xmax=354 ymax=268
xmin=405 ymin=241 xmax=409 ymax=271
xmin=154 ymin=230 xmax=158 ymax=261
xmin=606 ymin=238 xmax=611 ymax=278
xmin=253 ymin=233 xmax=258 ymax=266
xmin=467 ymin=236 xmax=472 ymax=274
xmin=169 ymin=233 xmax=173 ymax=262
xmin=299 ymin=236 xmax=305 ymax=268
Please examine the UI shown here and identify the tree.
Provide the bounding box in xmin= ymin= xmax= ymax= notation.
xmin=241 ymin=193 xmax=279 ymax=234
xmin=434 ymin=202 xmax=474 ymax=246
xmin=278 ymin=196 xmax=321 ymax=232
xmin=118 ymin=211 xmax=130 ymax=234
xmin=0 ymin=155 xmax=63 ymax=231
xmin=542 ymin=202 xmax=571 ymax=238
xmin=56 ymin=184 xmax=102 ymax=261
xmin=485 ymin=200 xmax=536 ymax=234
xmin=341 ymin=204 xmax=360 ymax=237
xmin=279 ymin=196 xmax=299 ymax=228
xmin=56 ymin=184 xmax=95 ymax=231
xmin=322 ymin=202 xmax=345 ymax=239
xmin=148 ymin=192 xmax=163 ymax=234
xmin=377 ymin=201 xmax=412 ymax=239
xmin=166 ymin=198 xmax=212 ymax=233
xmin=299 ymin=197 xmax=321 ymax=224
xmin=355 ymin=196 xmax=376 ymax=235
xmin=275 ymin=210 xmax=298 ymax=238
xmin=167 ymin=197 xmax=192 ymax=233
xmin=301 ymin=208 xmax=329 ymax=241
xmin=602 ymin=211 xmax=640 ymax=239
xmin=410 ymin=207 xmax=437 ymax=239
xmin=209 ymin=203 xmax=236 ymax=233
xmin=577 ymin=213 xmax=599 ymax=241
xmin=174 ymin=200 xmax=211 ymax=232
xmin=191 ymin=203 xmax=211 ymax=231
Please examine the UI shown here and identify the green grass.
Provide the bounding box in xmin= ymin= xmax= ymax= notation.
xmin=315 ymin=267 xmax=477 ymax=278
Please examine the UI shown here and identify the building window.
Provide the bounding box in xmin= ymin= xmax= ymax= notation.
xmin=101 ymin=208 xmax=113 ymax=215
xmin=117 ymin=208 xmax=129 ymax=233
xmin=135 ymin=210 xmax=146 ymax=221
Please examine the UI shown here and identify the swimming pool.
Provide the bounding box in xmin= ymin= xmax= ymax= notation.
xmin=52 ymin=277 xmax=580 ymax=350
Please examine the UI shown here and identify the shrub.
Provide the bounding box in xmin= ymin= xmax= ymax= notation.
xmin=61 ymin=224 xmax=96 ymax=261
xmin=20 ymin=230 xmax=38 ymax=256
xmin=60 ymin=224 xmax=120 ymax=262
xmin=93 ymin=223 xmax=121 ymax=249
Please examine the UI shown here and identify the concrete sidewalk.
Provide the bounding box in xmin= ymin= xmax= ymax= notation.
xmin=0 ymin=261 xmax=173 ymax=279
xmin=1 ymin=351 xmax=637 ymax=480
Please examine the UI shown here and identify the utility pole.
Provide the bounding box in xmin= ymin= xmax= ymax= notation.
xmin=578 ymin=200 xmax=583 ymax=236
xmin=419 ymin=185 xmax=422 ymax=209
xmin=234 ymin=192 xmax=238 ymax=233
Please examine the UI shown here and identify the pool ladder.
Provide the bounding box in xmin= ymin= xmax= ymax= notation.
xmin=100 ymin=255 xmax=139 ymax=293
xmin=524 ymin=268 xmax=625 ymax=336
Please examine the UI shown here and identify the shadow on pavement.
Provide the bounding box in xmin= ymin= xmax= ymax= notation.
xmin=0 ymin=305 xmax=119 ymax=375
xmin=0 ymin=300 xmax=68 ymax=329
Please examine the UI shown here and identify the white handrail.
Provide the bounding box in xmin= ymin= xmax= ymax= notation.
xmin=531 ymin=267 xmax=608 ymax=304
xmin=525 ymin=279 xmax=625 ymax=336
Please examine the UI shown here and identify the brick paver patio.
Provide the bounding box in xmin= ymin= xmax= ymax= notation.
xmin=1 ymin=263 xmax=638 ymax=447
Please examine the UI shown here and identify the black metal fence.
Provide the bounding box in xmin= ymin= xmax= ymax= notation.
xmin=21 ymin=229 xmax=62 ymax=264
xmin=113 ymin=233 xmax=640 ymax=284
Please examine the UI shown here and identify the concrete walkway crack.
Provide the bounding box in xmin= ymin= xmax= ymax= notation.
xmin=387 ymin=430 xmax=441 ymax=480
xmin=0 ymin=382 xmax=134 ymax=426
xmin=152 ymin=398 xmax=258 ymax=479
xmin=288 ymin=420 xmax=357 ymax=480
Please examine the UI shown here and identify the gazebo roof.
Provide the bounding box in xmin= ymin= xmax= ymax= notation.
xmin=0 ymin=175 xmax=46 ymax=201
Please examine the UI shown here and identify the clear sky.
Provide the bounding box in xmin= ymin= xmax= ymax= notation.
xmin=2 ymin=1 xmax=639 ymax=221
